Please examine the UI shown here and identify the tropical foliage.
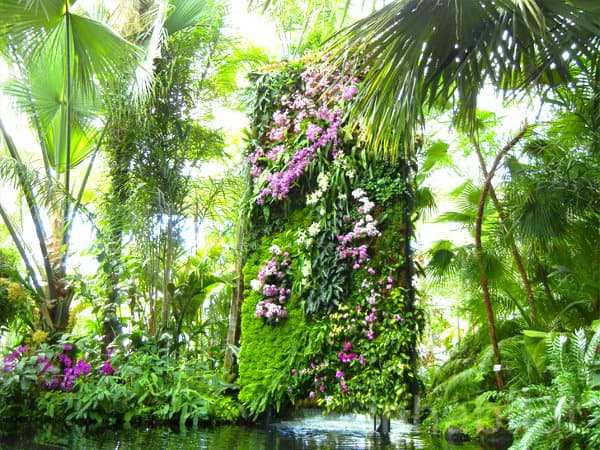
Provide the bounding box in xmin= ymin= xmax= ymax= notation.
xmin=1 ymin=1 xmax=600 ymax=448
xmin=0 ymin=0 xmax=140 ymax=331
xmin=507 ymin=327 xmax=600 ymax=449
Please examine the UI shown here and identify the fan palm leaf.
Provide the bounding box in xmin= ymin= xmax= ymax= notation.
xmin=0 ymin=1 xmax=142 ymax=331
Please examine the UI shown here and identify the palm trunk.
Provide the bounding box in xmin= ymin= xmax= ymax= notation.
xmin=48 ymin=210 xmax=73 ymax=331
xmin=101 ymin=129 xmax=133 ymax=347
xmin=161 ymin=216 xmax=175 ymax=329
xmin=102 ymin=225 xmax=123 ymax=349
xmin=400 ymin=155 xmax=420 ymax=423
xmin=472 ymin=137 xmax=537 ymax=318
xmin=0 ymin=118 xmax=58 ymax=329
xmin=475 ymin=122 xmax=529 ymax=392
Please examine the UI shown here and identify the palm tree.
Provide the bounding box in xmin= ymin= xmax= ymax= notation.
xmin=100 ymin=0 xmax=238 ymax=342
xmin=0 ymin=0 xmax=140 ymax=331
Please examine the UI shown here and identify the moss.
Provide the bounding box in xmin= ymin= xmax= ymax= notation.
xmin=437 ymin=399 xmax=507 ymax=439
xmin=238 ymin=294 xmax=306 ymax=418
xmin=237 ymin=231 xmax=310 ymax=419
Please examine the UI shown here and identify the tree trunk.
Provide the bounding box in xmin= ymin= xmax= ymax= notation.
xmin=400 ymin=156 xmax=420 ymax=424
xmin=224 ymin=221 xmax=245 ymax=373
xmin=474 ymin=122 xmax=529 ymax=392
xmin=472 ymin=137 xmax=537 ymax=319
xmin=161 ymin=216 xmax=175 ymax=329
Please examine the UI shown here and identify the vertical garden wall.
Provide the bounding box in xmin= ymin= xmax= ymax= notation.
xmin=237 ymin=60 xmax=424 ymax=420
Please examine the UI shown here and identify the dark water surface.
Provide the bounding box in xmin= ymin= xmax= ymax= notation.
xmin=0 ymin=412 xmax=483 ymax=449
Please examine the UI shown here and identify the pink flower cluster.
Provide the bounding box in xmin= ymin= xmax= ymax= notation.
xmin=252 ymin=245 xmax=292 ymax=323
xmin=337 ymin=189 xmax=381 ymax=270
xmin=337 ymin=341 xmax=365 ymax=366
xmin=2 ymin=345 xmax=28 ymax=371
xmin=248 ymin=66 xmax=360 ymax=205
xmin=1 ymin=343 xmax=116 ymax=392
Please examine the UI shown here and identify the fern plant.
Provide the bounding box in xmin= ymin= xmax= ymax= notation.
xmin=507 ymin=327 xmax=600 ymax=449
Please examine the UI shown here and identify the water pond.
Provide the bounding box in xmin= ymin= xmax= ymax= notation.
xmin=0 ymin=412 xmax=485 ymax=449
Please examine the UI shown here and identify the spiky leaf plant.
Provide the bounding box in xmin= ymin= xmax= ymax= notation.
xmin=508 ymin=327 xmax=600 ymax=449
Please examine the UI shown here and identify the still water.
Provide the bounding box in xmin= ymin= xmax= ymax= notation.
xmin=0 ymin=412 xmax=483 ymax=449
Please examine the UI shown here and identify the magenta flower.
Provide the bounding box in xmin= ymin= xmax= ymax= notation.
xmin=45 ymin=377 xmax=59 ymax=389
xmin=273 ymin=111 xmax=289 ymax=127
xmin=57 ymin=353 xmax=72 ymax=367
xmin=101 ymin=360 xmax=115 ymax=376
xmin=269 ymin=127 xmax=285 ymax=141
xmin=340 ymin=379 xmax=349 ymax=393
xmin=16 ymin=345 xmax=28 ymax=354
xmin=342 ymin=85 xmax=358 ymax=101
xmin=75 ymin=359 xmax=91 ymax=375
xmin=343 ymin=341 xmax=353 ymax=352
xmin=335 ymin=370 xmax=345 ymax=379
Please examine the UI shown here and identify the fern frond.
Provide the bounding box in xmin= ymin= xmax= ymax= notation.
xmin=570 ymin=328 xmax=588 ymax=370
xmin=514 ymin=413 xmax=556 ymax=450
xmin=584 ymin=326 xmax=600 ymax=366
xmin=549 ymin=334 xmax=569 ymax=373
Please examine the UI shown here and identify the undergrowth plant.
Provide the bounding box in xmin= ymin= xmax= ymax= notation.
xmin=507 ymin=327 xmax=600 ymax=449
xmin=0 ymin=335 xmax=239 ymax=426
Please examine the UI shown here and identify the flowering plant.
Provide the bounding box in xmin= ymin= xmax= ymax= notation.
xmin=251 ymin=244 xmax=293 ymax=323
xmin=248 ymin=64 xmax=359 ymax=206
xmin=1 ymin=341 xmax=115 ymax=393
xmin=290 ymin=279 xmax=422 ymax=416
xmin=336 ymin=188 xmax=381 ymax=271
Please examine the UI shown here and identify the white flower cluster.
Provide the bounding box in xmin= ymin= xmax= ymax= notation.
xmin=308 ymin=221 xmax=321 ymax=236
xmin=317 ymin=172 xmax=329 ymax=191
xmin=306 ymin=172 xmax=330 ymax=206
xmin=351 ymin=188 xmax=365 ymax=199
xmin=250 ymin=279 xmax=262 ymax=292
xmin=297 ymin=229 xmax=309 ymax=246
xmin=333 ymin=152 xmax=352 ymax=172
xmin=306 ymin=191 xmax=322 ymax=205
xmin=301 ymin=259 xmax=312 ymax=278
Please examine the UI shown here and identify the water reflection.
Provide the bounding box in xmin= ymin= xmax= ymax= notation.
xmin=0 ymin=412 xmax=482 ymax=449
xmin=270 ymin=412 xmax=424 ymax=449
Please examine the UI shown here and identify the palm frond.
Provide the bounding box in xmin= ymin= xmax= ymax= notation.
xmin=164 ymin=0 xmax=216 ymax=35
xmin=425 ymin=239 xmax=458 ymax=284
xmin=326 ymin=0 xmax=600 ymax=156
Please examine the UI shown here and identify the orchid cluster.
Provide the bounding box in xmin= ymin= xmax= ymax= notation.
xmin=248 ymin=66 xmax=360 ymax=205
xmin=1 ymin=343 xmax=116 ymax=392
xmin=252 ymin=244 xmax=292 ymax=323
xmin=2 ymin=344 xmax=28 ymax=371
xmin=290 ymin=267 xmax=405 ymax=408
xmin=336 ymin=188 xmax=381 ymax=270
